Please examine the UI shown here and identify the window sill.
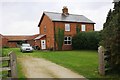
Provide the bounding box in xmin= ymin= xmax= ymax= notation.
xmin=64 ymin=44 xmax=72 ymax=45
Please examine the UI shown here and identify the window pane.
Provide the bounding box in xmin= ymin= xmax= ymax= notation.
xmin=81 ymin=25 xmax=86 ymax=31
xmin=65 ymin=24 xmax=70 ymax=31
xmin=64 ymin=41 xmax=67 ymax=44
xmin=68 ymin=41 xmax=71 ymax=44
xmin=68 ymin=37 xmax=71 ymax=40
xmin=64 ymin=37 xmax=67 ymax=40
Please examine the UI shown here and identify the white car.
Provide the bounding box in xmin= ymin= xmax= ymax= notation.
xmin=20 ymin=43 xmax=33 ymax=52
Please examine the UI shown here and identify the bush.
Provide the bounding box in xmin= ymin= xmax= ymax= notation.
xmin=72 ymin=31 xmax=101 ymax=50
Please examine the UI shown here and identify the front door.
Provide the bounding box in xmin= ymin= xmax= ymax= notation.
xmin=41 ymin=40 xmax=46 ymax=49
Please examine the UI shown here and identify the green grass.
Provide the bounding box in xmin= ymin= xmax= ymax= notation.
xmin=2 ymin=48 xmax=120 ymax=79
xmin=17 ymin=62 xmax=26 ymax=79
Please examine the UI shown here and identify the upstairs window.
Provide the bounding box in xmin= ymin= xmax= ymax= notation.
xmin=64 ymin=36 xmax=72 ymax=45
xmin=44 ymin=26 xmax=46 ymax=32
xmin=65 ymin=24 xmax=70 ymax=31
xmin=81 ymin=24 xmax=86 ymax=31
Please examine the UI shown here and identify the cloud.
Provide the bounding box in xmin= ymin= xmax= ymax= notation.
xmin=0 ymin=0 xmax=57 ymax=2
xmin=0 ymin=0 xmax=113 ymax=2
xmin=76 ymin=3 xmax=114 ymax=31
xmin=2 ymin=20 xmax=39 ymax=35
xmin=0 ymin=0 xmax=114 ymax=35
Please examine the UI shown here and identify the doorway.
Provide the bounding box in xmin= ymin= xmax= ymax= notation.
xmin=41 ymin=40 xmax=46 ymax=49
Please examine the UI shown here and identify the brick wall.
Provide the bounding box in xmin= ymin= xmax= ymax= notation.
xmin=0 ymin=35 xmax=8 ymax=47
xmin=2 ymin=38 xmax=8 ymax=47
xmin=27 ymin=40 xmax=35 ymax=47
xmin=54 ymin=22 xmax=94 ymax=50
xmin=8 ymin=41 xmax=17 ymax=48
xmin=39 ymin=15 xmax=55 ymax=50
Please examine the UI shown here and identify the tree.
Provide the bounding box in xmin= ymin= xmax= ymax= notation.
xmin=55 ymin=28 xmax=64 ymax=50
xmin=100 ymin=1 xmax=120 ymax=74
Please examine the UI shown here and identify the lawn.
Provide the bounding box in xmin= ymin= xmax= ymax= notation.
xmin=2 ymin=48 xmax=119 ymax=79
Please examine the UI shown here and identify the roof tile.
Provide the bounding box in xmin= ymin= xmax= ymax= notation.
xmin=44 ymin=12 xmax=95 ymax=23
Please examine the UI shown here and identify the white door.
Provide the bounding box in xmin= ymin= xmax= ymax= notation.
xmin=41 ymin=40 xmax=46 ymax=49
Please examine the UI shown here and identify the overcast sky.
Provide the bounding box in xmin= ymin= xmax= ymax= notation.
xmin=0 ymin=0 xmax=114 ymax=35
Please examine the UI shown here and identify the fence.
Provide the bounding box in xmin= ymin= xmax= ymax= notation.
xmin=0 ymin=51 xmax=17 ymax=78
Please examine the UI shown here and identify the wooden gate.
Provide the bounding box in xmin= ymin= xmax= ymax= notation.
xmin=0 ymin=51 xmax=17 ymax=78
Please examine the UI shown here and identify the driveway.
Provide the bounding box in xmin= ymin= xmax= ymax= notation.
xmin=18 ymin=56 xmax=85 ymax=78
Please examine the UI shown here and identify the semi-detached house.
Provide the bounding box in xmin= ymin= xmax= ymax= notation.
xmin=37 ymin=7 xmax=95 ymax=50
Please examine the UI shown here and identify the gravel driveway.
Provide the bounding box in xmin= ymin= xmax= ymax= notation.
xmin=18 ymin=56 xmax=85 ymax=78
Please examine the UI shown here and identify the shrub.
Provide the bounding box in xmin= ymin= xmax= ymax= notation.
xmin=100 ymin=2 xmax=120 ymax=74
xmin=55 ymin=28 xmax=64 ymax=50
xmin=72 ymin=31 xmax=101 ymax=50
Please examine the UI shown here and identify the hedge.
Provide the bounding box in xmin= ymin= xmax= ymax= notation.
xmin=72 ymin=31 xmax=101 ymax=50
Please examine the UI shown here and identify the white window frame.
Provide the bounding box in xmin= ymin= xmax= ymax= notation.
xmin=81 ymin=24 xmax=86 ymax=31
xmin=64 ymin=36 xmax=72 ymax=45
xmin=65 ymin=24 xmax=70 ymax=31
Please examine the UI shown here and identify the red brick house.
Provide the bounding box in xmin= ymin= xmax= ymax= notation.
xmin=38 ymin=7 xmax=95 ymax=50
xmin=1 ymin=7 xmax=95 ymax=50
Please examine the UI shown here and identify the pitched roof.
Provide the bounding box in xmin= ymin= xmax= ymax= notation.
xmin=4 ymin=36 xmax=31 ymax=41
xmin=38 ymin=12 xmax=95 ymax=26
xmin=34 ymin=34 xmax=46 ymax=40
xmin=4 ymin=34 xmax=39 ymax=41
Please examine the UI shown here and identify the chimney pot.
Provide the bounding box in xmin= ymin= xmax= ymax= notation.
xmin=62 ymin=6 xmax=69 ymax=15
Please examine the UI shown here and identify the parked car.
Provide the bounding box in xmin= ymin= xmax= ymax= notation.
xmin=20 ymin=43 xmax=33 ymax=52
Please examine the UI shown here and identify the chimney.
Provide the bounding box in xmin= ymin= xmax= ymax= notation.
xmin=62 ymin=6 xmax=69 ymax=15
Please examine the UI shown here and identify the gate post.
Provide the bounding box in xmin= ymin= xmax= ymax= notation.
xmin=9 ymin=52 xmax=17 ymax=78
xmin=98 ymin=46 xmax=105 ymax=75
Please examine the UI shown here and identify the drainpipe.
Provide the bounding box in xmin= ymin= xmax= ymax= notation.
xmin=53 ymin=22 xmax=56 ymax=51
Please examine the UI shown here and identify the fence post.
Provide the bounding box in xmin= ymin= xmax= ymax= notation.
xmin=98 ymin=46 xmax=105 ymax=75
xmin=9 ymin=52 xmax=17 ymax=78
